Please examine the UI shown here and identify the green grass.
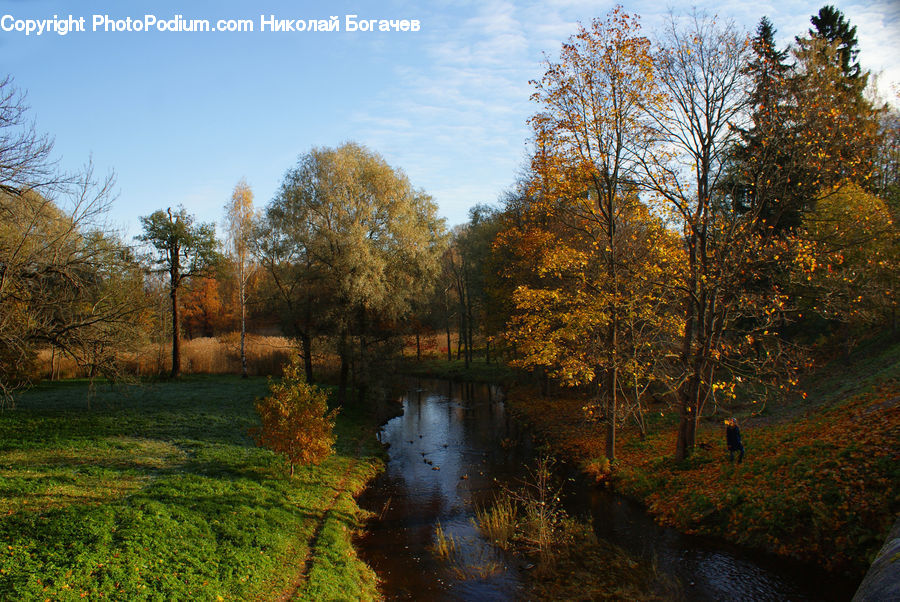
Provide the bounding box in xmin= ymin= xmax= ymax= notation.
xmin=0 ymin=376 xmax=383 ymax=600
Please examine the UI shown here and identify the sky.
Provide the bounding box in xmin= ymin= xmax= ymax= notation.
xmin=1 ymin=0 xmax=898 ymax=236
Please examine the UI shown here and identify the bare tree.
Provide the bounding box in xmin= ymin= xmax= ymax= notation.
xmin=640 ymin=11 xmax=754 ymax=459
xmin=1 ymin=76 xmax=146 ymax=401
xmin=0 ymin=75 xmax=58 ymax=197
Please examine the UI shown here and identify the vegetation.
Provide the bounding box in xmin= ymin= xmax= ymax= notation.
xmin=0 ymin=376 xmax=383 ymax=600
xmin=224 ymin=179 xmax=257 ymax=379
xmin=505 ymin=337 xmax=900 ymax=575
xmin=257 ymin=143 xmax=446 ymax=399
xmin=1 ymin=1 xmax=898 ymax=596
xmin=251 ymin=355 xmax=339 ymax=476
xmin=467 ymin=456 xmax=680 ymax=600
xmin=137 ymin=207 xmax=221 ymax=378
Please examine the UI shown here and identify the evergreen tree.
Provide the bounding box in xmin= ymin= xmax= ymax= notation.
xmin=728 ymin=17 xmax=799 ymax=232
xmin=808 ymin=5 xmax=861 ymax=80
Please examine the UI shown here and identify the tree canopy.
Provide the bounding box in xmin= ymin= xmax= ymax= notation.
xmin=137 ymin=206 xmax=220 ymax=378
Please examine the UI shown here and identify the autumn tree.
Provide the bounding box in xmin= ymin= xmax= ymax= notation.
xmin=254 ymin=206 xmax=324 ymax=383
xmin=789 ymin=36 xmax=878 ymax=198
xmin=267 ymin=143 xmax=445 ymax=403
xmin=794 ymin=184 xmax=898 ymax=334
xmin=442 ymin=207 xmax=500 ymax=367
xmin=181 ymin=276 xmax=227 ymax=338
xmin=642 ymin=11 xmax=792 ymax=460
xmin=520 ymin=7 xmax=663 ymax=459
xmin=872 ymin=107 xmax=900 ymax=214
xmin=250 ymin=354 xmax=338 ymax=476
xmin=225 ymin=179 xmax=255 ymax=377
xmin=137 ymin=206 xmax=219 ymax=378
xmin=1 ymin=77 xmax=146 ymax=398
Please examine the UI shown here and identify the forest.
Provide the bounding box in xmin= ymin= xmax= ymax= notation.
xmin=1 ymin=4 xmax=898 ymax=600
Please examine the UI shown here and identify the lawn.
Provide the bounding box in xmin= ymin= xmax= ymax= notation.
xmin=0 ymin=376 xmax=383 ymax=600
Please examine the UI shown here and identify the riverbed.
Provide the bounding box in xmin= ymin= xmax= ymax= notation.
xmin=356 ymin=378 xmax=857 ymax=600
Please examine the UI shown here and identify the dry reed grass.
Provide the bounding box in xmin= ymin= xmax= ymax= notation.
xmin=37 ymin=334 xmax=311 ymax=380
xmin=36 ymin=330 xmax=468 ymax=382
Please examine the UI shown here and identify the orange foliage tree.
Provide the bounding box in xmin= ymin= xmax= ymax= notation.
xmin=250 ymin=354 xmax=338 ymax=476
xmin=181 ymin=276 xmax=229 ymax=338
xmin=514 ymin=7 xmax=667 ymax=460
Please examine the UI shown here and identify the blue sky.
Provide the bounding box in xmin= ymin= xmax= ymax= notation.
xmin=2 ymin=0 xmax=898 ymax=234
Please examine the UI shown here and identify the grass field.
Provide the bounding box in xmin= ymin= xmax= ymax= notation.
xmin=0 ymin=376 xmax=383 ymax=600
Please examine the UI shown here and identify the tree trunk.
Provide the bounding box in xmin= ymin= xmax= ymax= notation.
xmin=301 ymin=332 xmax=313 ymax=383
xmin=416 ymin=331 xmax=421 ymax=361
xmin=171 ymin=283 xmax=181 ymax=378
xmin=675 ymin=372 xmax=700 ymax=460
xmin=337 ymin=330 xmax=349 ymax=404
xmin=446 ymin=320 xmax=452 ymax=362
xmin=239 ymin=269 xmax=248 ymax=378
xmin=606 ymin=332 xmax=617 ymax=462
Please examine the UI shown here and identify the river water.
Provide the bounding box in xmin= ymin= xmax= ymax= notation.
xmin=356 ymin=378 xmax=858 ymax=600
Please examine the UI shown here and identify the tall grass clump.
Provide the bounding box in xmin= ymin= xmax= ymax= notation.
xmin=432 ymin=522 xmax=459 ymax=561
xmin=474 ymin=493 xmax=518 ymax=549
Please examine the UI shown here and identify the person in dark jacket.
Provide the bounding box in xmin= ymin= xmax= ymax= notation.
xmin=725 ymin=417 xmax=744 ymax=463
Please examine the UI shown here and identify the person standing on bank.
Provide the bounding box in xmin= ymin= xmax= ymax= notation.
xmin=725 ymin=417 xmax=744 ymax=463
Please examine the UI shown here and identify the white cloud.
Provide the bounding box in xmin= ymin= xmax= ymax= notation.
xmin=350 ymin=0 xmax=900 ymax=225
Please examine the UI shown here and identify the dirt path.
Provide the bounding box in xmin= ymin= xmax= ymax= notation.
xmin=276 ymin=456 xmax=360 ymax=602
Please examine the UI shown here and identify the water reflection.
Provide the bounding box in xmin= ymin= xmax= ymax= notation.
xmin=357 ymin=379 xmax=529 ymax=600
xmin=358 ymin=379 xmax=857 ymax=601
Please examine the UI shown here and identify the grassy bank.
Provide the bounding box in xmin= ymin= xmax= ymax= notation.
xmin=0 ymin=376 xmax=384 ymax=600
xmin=505 ymin=340 xmax=900 ymax=577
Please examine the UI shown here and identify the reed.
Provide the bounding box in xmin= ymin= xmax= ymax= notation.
xmin=36 ymin=334 xmax=300 ymax=380
xmin=474 ymin=493 xmax=518 ymax=550
xmin=431 ymin=522 xmax=458 ymax=561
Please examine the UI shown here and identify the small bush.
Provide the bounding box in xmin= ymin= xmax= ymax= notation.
xmin=250 ymin=355 xmax=338 ymax=475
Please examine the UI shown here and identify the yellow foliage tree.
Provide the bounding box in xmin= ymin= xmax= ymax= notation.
xmin=251 ymin=355 xmax=338 ymax=476
xmin=520 ymin=6 xmax=666 ymax=460
xmin=796 ymin=183 xmax=898 ymax=330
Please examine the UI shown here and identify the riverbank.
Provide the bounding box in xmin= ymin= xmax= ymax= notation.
xmin=0 ymin=376 xmax=384 ymax=600
xmin=503 ymin=339 xmax=900 ymax=578
xmin=398 ymin=356 xmax=521 ymax=385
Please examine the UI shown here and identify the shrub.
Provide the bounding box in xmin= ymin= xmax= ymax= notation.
xmin=250 ymin=355 xmax=338 ymax=476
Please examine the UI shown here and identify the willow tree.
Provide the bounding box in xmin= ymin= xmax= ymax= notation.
xmin=138 ymin=207 xmax=219 ymax=378
xmin=522 ymin=7 xmax=664 ymax=460
xmin=225 ymin=179 xmax=255 ymax=377
xmin=268 ymin=143 xmax=445 ymax=403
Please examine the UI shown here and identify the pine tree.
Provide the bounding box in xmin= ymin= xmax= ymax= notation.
xmin=808 ymin=5 xmax=861 ymax=80
xmin=729 ymin=17 xmax=799 ymax=231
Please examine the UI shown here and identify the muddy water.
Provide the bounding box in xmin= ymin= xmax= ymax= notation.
xmin=356 ymin=378 xmax=858 ymax=601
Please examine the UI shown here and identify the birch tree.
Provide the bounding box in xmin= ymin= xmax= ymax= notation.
xmin=225 ymin=179 xmax=255 ymax=378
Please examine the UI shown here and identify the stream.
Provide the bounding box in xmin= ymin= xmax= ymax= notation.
xmin=356 ymin=378 xmax=858 ymax=600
